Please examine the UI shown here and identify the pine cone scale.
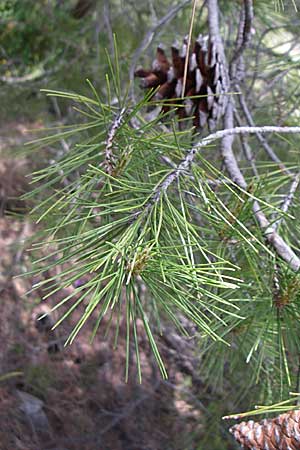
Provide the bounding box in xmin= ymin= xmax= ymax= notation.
xmin=230 ymin=410 xmax=300 ymax=450
xmin=134 ymin=34 xmax=227 ymax=131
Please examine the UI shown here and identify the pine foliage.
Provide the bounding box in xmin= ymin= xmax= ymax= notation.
xmin=23 ymin=1 xmax=300 ymax=442
xmin=26 ymin=74 xmax=246 ymax=380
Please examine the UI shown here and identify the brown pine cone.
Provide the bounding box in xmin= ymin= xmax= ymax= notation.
xmin=230 ymin=409 xmax=300 ymax=449
xmin=134 ymin=35 xmax=227 ymax=131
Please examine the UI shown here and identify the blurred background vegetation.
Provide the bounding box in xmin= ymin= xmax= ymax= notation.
xmin=0 ymin=0 xmax=195 ymax=121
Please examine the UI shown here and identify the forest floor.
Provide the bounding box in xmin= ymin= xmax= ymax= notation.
xmin=0 ymin=122 xmax=220 ymax=450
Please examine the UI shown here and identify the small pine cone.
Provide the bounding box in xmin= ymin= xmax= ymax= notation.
xmin=134 ymin=34 xmax=227 ymax=131
xmin=230 ymin=409 xmax=300 ymax=449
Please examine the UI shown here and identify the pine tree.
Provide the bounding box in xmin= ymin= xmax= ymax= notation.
xmin=25 ymin=1 xmax=300 ymax=448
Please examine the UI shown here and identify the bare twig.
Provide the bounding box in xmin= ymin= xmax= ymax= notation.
xmin=280 ymin=174 xmax=300 ymax=216
xmin=141 ymin=1 xmax=300 ymax=271
xmin=208 ymin=0 xmax=300 ymax=271
xmin=144 ymin=124 xmax=300 ymax=208
xmin=259 ymin=68 xmax=290 ymax=101
xmin=135 ymin=0 xmax=300 ymax=271
xmin=234 ymin=109 xmax=259 ymax=176
xmin=94 ymin=7 xmax=102 ymax=74
xmin=103 ymin=0 xmax=114 ymax=57
xmin=207 ymin=0 xmax=221 ymax=38
xmin=220 ymin=103 xmax=300 ymax=271
xmin=230 ymin=0 xmax=253 ymax=67
xmin=235 ymin=6 xmax=246 ymax=50
xmin=196 ymin=125 xmax=300 ymax=150
xmin=240 ymin=134 xmax=259 ymax=177
xmin=246 ymin=23 xmax=299 ymax=99
xmin=274 ymin=172 xmax=300 ymax=231
xmin=236 ymin=86 xmax=293 ymax=175
xmin=0 ymin=67 xmax=50 ymax=84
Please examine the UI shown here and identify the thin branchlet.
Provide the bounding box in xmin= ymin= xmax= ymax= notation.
xmin=147 ymin=125 xmax=300 ymax=204
xmin=220 ymin=105 xmax=300 ymax=271
xmin=234 ymin=109 xmax=259 ymax=177
xmin=274 ymin=172 xmax=300 ymax=231
xmin=236 ymin=86 xmax=292 ymax=175
xmin=209 ymin=0 xmax=300 ymax=272
xmin=140 ymin=0 xmax=300 ymax=270
xmin=230 ymin=0 xmax=254 ymax=67
xmin=105 ymin=107 xmax=126 ymax=174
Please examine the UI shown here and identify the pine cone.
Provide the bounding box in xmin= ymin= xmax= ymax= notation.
xmin=134 ymin=35 xmax=227 ymax=131
xmin=230 ymin=409 xmax=300 ymax=449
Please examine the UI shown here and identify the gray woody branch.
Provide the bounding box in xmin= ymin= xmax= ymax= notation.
xmin=230 ymin=0 xmax=254 ymax=66
xmin=149 ymin=124 xmax=300 ymax=271
xmin=220 ymin=104 xmax=300 ymax=271
xmin=207 ymin=0 xmax=300 ymax=270
xmin=152 ymin=125 xmax=300 ymax=198
xmin=273 ymin=172 xmax=300 ymax=232
xmin=144 ymin=0 xmax=300 ymax=271
xmin=236 ymin=86 xmax=292 ymax=175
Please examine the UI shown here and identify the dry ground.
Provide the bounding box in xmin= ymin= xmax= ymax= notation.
xmin=0 ymin=123 xmax=207 ymax=450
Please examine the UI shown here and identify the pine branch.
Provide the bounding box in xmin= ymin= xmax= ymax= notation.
xmin=221 ymin=103 xmax=300 ymax=270
xmin=148 ymin=0 xmax=300 ymax=272
xmin=198 ymin=125 xmax=300 ymax=150
xmin=0 ymin=66 xmax=52 ymax=84
xmin=234 ymin=109 xmax=259 ymax=177
xmin=135 ymin=123 xmax=300 ymax=271
xmin=207 ymin=0 xmax=230 ymax=93
xmin=274 ymin=172 xmax=300 ymax=231
xmin=145 ymin=125 xmax=300 ymax=207
xmin=25 ymin=1 xmax=300 ymax=400
xmin=236 ymin=85 xmax=293 ymax=175
xmin=105 ymin=107 xmax=126 ymax=174
xmin=230 ymin=0 xmax=254 ymax=66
